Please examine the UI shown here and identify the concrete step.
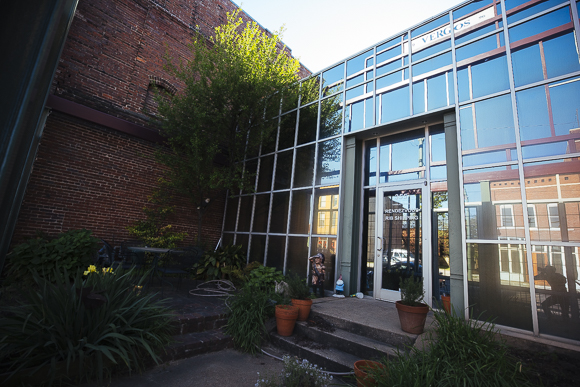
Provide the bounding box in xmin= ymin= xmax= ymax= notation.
xmin=294 ymin=320 xmax=399 ymax=361
xmin=269 ymin=331 xmax=360 ymax=373
xmin=170 ymin=310 xmax=228 ymax=335
xmin=162 ymin=329 xmax=233 ymax=362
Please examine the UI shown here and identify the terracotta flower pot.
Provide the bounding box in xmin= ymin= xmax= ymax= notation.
xmin=441 ymin=295 xmax=451 ymax=314
xmin=395 ymin=301 xmax=429 ymax=334
xmin=275 ymin=304 xmax=299 ymax=336
xmin=291 ymin=298 xmax=313 ymax=321
xmin=354 ymin=359 xmax=385 ymax=387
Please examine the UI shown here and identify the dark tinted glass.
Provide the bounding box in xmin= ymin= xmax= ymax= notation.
xmin=293 ymin=145 xmax=315 ymax=187
xmin=252 ymin=194 xmax=270 ymax=232
xmin=297 ymin=103 xmax=318 ymax=145
xmin=319 ymin=95 xmax=343 ymax=139
xmin=508 ymin=7 xmax=571 ymax=43
xmin=270 ymin=192 xmax=290 ymax=233
xmin=274 ymin=150 xmax=293 ymax=190
xmin=257 ymin=155 xmax=274 ymax=192
xmin=316 ymin=138 xmax=342 ymax=185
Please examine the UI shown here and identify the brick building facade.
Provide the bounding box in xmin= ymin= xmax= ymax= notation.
xmin=10 ymin=0 xmax=309 ymax=248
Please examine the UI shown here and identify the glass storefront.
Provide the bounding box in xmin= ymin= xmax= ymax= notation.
xmin=222 ymin=0 xmax=580 ymax=342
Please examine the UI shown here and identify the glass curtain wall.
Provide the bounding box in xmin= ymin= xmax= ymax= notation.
xmin=223 ymin=0 xmax=580 ymax=340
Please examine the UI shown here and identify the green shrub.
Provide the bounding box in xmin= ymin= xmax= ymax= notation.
xmin=6 ymin=229 xmax=99 ymax=285
xmin=245 ymin=265 xmax=285 ymax=293
xmin=193 ymin=244 xmax=246 ymax=280
xmin=369 ymin=310 xmax=533 ymax=387
xmin=286 ymin=271 xmax=311 ymax=300
xmin=0 ymin=266 xmax=174 ymax=386
xmin=399 ymin=275 xmax=424 ymax=306
xmin=224 ymin=286 xmax=276 ymax=355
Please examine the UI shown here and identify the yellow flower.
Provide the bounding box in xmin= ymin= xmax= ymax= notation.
xmin=84 ymin=265 xmax=97 ymax=275
xmin=102 ymin=267 xmax=114 ymax=274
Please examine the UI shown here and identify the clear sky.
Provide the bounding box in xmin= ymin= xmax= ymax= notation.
xmin=235 ymin=0 xmax=464 ymax=74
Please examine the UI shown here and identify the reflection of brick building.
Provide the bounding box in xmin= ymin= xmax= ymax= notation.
xmin=9 ymin=0 xmax=309 ymax=247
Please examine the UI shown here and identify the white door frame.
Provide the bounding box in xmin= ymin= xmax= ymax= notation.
xmin=374 ymin=181 xmax=432 ymax=305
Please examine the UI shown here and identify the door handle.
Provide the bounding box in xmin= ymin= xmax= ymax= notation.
xmin=377 ymin=237 xmax=382 ymax=251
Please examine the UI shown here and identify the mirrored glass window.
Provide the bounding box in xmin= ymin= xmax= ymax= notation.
xmin=376 ymin=60 xmax=403 ymax=77
xmin=467 ymin=242 xmax=532 ymax=331
xmin=316 ymin=138 xmax=342 ymax=186
xmin=413 ymin=81 xmax=425 ymax=114
xmin=286 ymin=236 xmax=309 ymax=275
xmin=453 ymin=0 xmax=497 ymax=20
xmin=237 ymin=195 xmax=253 ymax=232
xmin=412 ymin=40 xmax=451 ymax=62
xmin=460 ymin=94 xmax=515 ymax=165
xmin=242 ymin=159 xmax=258 ymax=194
xmin=274 ymin=150 xmax=293 ymax=190
xmin=427 ymin=73 xmax=449 ymax=111
xmin=543 ymin=32 xmax=580 ymax=80
xmin=319 ymin=95 xmax=343 ymax=140
xmin=270 ymin=192 xmax=290 ymax=234
xmin=278 ymin=112 xmax=296 ymax=150
xmin=224 ymin=196 xmax=239 ymax=231
xmin=347 ymin=50 xmax=373 ymax=77
xmin=506 ymin=0 xmax=562 ymax=24
xmin=463 ymin=165 xmax=525 ymax=240
xmin=313 ymin=187 xmax=339 ymax=236
xmin=252 ymin=194 xmax=270 ymax=233
xmin=322 ymin=64 xmax=344 ymax=97
xmin=511 ymin=44 xmax=543 ymax=87
xmin=377 ymin=44 xmax=402 ymax=64
xmin=532 ymin=244 xmax=580 ymax=340
xmin=412 ymin=52 xmax=452 ymax=77
xmin=458 ymin=55 xmax=510 ymax=102
xmin=524 ymin=159 xmax=580 ymax=243
xmin=293 ymin=145 xmax=315 ymax=188
xmin=508 ymin=7 xmax=571 ymax=43
xmin=300 ymin=76 xmax=320 ymax=105
xmin=378 ymin=85 xmax=410 ymax=124
xmin=365 ymin=140 xmax=377 ymax=186
xmin=430 ymin=124 xmax=446 ymax=163
xmin=249 ymin=234 xmax=266 ymax=264
xmin=456 ymin=32 xmax=504 ymax=62
xmin=376 ymin=70 xmax=407 ymax=90
xmin=289 ymin=189 xmax=312 ymax=234
xmin=257 ymin=155 xmax=274 ymax=192
xmin=378 ymin=130 xmax=426 ymax=183
xmin=455 ymin=23 xmax=500 ymax=46
xmin=266 ymin=236 xmax=285 ymax=271
xmin=297 ymin=103 xmax=318 ymax=145
xmin=412 ymin=14 xmax=448 ymax=38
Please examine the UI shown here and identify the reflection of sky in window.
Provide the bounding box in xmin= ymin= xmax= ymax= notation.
xmin=392 ymin=138 xmax=425 ymax=171
xmin=456 ymin=33 xmax=503 ymax=62
xmin=508 ymin=7 xmax=570 ymax=43
xmin=366 ymin=142 xmax=377 ymax=186
xmin=412 ymin=39 xmax=451 ymax=62
xmin=463 ymin=183 xmax=482 ymax=203
xmin=455 ymin=23 xmax=498 ymax=45
xmin=475 ymin=94 xmax=515 ymax=148
xmin=412 ymin=14 xmax=448 ymax=38
xmin=463 ymin=150 xmax=514 ymax=167
xmin=317 ymin=139 xmax=342 ymax=185
xmin=431 ymin=166 xmax=447 ymax=180
xmin=471 ymin=56 xmax=510 ymax=99
xmin=413 ymin=81 xmax=425 ymax=114
xmin=511 ymin=44 xmax=543 ymax=87
xmin=412 ymin=52 xmax=452 ymax=77
xmin=430 ymin=131 xmax=446 ymax=162
xmin=322 ymin=64 xmax=344 ymax=89
xmin=376 ymin=60 xmax=402 ymax=77
xmin=550 ymin=78 xmax=580 ymax=135
xmin=506 ymin=0 xmax=562 ymax=24
xmin=427 ymin=73 xmax=448 ymax=111
xmin=544 ymin=33 xmax=580 ymax=80
xmin=516 ymin=86 xmax=550 ymax=141
xmin=380 ymin=86 xmax=409 ymax=123
xmin=522 ymin=142 xmax=570 ymax=159
xmin=376 ymin=71 xmax=405 ymax=89
xmin=347 ymin=50 xmax=372 ymax=77
xmin=454 ymin=1 xmax=496 ymax=20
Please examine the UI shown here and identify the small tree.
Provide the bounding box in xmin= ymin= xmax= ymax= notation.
xmin=157 ymin=9 xmax=301 ymax=246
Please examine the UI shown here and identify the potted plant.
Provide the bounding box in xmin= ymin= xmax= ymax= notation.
xmin=395 ymin=275 xmax=429 ymax=334
xmin=353 ymin=359 xmax=386 ymax=387
xmin=274 ymin=304 xmax=300 ymax=336
xmin=441 ymin=293 xmax=451 ymax=314
xmin=286 ymin=272 xmax=313 ymax=321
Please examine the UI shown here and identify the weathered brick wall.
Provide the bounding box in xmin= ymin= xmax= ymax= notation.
xmin=11 ymin=0 xmax=309 ymax=250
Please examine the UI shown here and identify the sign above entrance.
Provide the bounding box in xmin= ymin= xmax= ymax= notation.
xmin=403 ymin=6 xmax=496 ymax=55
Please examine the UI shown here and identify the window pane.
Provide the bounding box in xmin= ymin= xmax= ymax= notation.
xmin=467 ymin=243 xmax=532 ymax=331
xmin=511 ymin=44 xmax=543 ymax=87
xmin=346 ymin=73 xmax=365 ymax=88
xmin=550 ymin=77 xmax=580 ymax=136
xmin=455 ymin=22 xmax=500 ymax=45
xmin=224 ymin=196 xmax=239 ymax=231
xmin=286 ymin=236 xmax=309 ymax=275
xmin=377 ymin=44 xmax=402 ymax=64
xmin=242 ymin=159 xmax=258 ymax=194
xmin=266 ymin=236 xmax=285 ymax=272
xmin=253 ymin=194 xmax=270 ymax=233
xmin=460 ymin=94 xmax=515 ymax=158
xmin=314 ymin=187 xmax=339 ymax=235
xmin=516 ymin=85 xmax=551 ymax=142
xmin=413 ymin=81 xmax=425 ymax=114
xmin=456 ymin=32 xmax=504 ymax=62
xmin=508 ymin=7 xmax=571 ymax=43
xmin=310 ymin=236 xmax=337 ymax=291
xmin=322 ymin=64 xmax=344 ymax=97
xmin=506 ymin=0 xmax=563 ymax=24
xmin=379 ymin=86 xmax=410 ymax=123
xmin=412 ymin=14 xmax=448 ymax=38
xmin=274 ymin=150 xmax=293 ymax=190
xmin=297 ymin=103 xmax=318 ymax=145
xmin=270 ymin=192 xmax=290 ymax=233
xmin=376 ymin=70 xmax=406 ymax=89
xmin=464 ymin=166 xmax=525 ymax=240
xmin=427 ymin=73 xmax=448 ymax=111
xmin=524 ymin=159 xmax=580 ymax=243
xmin=319 ymin=94 xmax=343 ymax=140
xmin=412 ymin=40 xmax=451 ymax=62
xmin=365 ymin=140 xmax=377 ymax=186
xmin=279 ymin=112 xmax=296 ymax=150
xmin=412 ymin=52 xmax=452 ymax=77
xmin=471 ymin=55 xmax=510 ymax=99
xmin=249 ymin=234 xmax=266 ymax=264
xmin=300 ymin=76 xmax=320 ymax=105
xmin=238 ymin=195 xmax=253 ymax=232
xmin=316 ymin=138 xmax=342 ymax=185
xmin=376 ymin=59 xmax=403 ymax=77
xmin=257 ymin=155 xmax=274 ymax=192
xmin=293 ymin=145 xmax=315 ymax=187
xmin=533 ymin=245 xmax=580 ymax=340
xmin=457 ymin=67 xmax=470 ymax=102
xmin=390 ymin=130 xmax=426 ymax=172
xmin=454 ymin=0 xmax=496 ymax=20
xmin=345 ymin=98 xmax=365 ymax=133
xmin=347 ymin=50 xmax=373 ymax=77
xmin=289 ymin=189 xmax=312 ymax=234
xmin=543 ymin=32 xmax=580 ymax=80
xmin=430 ymin=124 xmax=446 ymax=162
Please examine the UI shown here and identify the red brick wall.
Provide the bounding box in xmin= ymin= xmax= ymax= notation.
xmin=12 ymin=0 xmax=310 ymax=249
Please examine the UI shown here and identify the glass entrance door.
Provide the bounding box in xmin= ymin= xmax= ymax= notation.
xmin=375 ymin=184 xmax=428 ymax=302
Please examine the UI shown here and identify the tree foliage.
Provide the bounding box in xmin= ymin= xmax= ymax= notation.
xmin=157 ymin=9 xmax=301 ymax=244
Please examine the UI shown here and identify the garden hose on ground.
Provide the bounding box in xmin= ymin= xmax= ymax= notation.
xmin=188 ymin=279 xmax=236 ymax=297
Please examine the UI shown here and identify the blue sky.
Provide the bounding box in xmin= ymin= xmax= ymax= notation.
xmin=236 ymin=0 xmax=464 ymax=73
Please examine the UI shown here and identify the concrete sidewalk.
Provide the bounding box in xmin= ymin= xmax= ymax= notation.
xmin=84 ymin=347 xmax=353 ymax=387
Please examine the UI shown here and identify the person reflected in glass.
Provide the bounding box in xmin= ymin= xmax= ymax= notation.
xmin=309 ymin=253 xmax=326 ymax=298
xmin=534 ymin=265 xmax=569 ymax=319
